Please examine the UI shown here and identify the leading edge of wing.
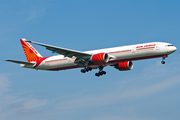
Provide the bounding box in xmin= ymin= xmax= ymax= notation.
xmin=27 ymin=41 xmax=92 ymax=58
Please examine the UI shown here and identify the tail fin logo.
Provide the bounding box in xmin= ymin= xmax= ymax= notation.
xmin=20 ymin=39 xmax=42 ymax=62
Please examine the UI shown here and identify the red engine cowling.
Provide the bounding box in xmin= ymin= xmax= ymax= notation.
xmin=115 ymin=61 xmax=133 ymax=71
xmin=90 ymin=53 xmax=109 ymax=65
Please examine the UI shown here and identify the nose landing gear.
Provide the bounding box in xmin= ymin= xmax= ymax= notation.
xmin=161 ymin=55 xmax=168 ymax=64
xmin=161 ymin=61 xmax=165 ymax=64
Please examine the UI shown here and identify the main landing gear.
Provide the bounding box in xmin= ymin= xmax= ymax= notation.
xmin=95 ymin=71 xmax=106 ymax=77
xmin=161 ymin=55 xmax=168 ymax=64
xmin=80 ymin=65 xmax=106 ymax=77
xmin=80 ymin=60 xmax=92 ymax=73
xmin=95 ymin=66 xmax=106 ymax=77
xmin=81 ymin=67 xmax=92 ymax=73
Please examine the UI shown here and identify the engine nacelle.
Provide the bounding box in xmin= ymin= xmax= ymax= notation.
xmin=90 ymin=53 xmax=109 ymax=65
xmin=115 ymin=61 xmax=133 ymax=71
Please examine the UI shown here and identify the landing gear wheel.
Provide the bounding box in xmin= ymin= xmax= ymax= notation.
xmin=99 ymin=71 xmax=103 ymax=76
xmin=81 ymin=67 xmax=93 ymax=73
xmin=95 ymin=73 xmax=100 ymax=77
xmin=89 ymin=67 xmax=92 ymax=71
xmin=161 ymin=61 xmax=165 ymax=64
xmin=81 ymin=69 xmax=86 ymax=73
xmin=95 ymin=70 xmax=106 ymax=77
xmin=95 ymin=66 xmax=107 ymax=77
xmin=102 ymin=71 xmax=106 ymax=75
xmin=86 ymin=67 xmax=89 ymax=72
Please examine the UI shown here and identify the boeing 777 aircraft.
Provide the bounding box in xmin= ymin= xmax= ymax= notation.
xmin=6 ymin=39 xmax=177 ymax=77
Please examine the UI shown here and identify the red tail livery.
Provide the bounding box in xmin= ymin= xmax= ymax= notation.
xmin=20 ymin=39 xmax=42 ymax=62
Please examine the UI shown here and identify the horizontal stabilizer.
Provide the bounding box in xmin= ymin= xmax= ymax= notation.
xmin=5 ymin=59 xmax=35 ymax=65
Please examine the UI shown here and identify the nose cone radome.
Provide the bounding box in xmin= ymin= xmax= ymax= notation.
xmin=170 ymin=46 xmax=177 ymax=53
xmin=173 ymin=46 xmax=177 ymax=52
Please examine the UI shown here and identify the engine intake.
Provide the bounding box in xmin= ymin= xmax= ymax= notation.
xmin=115 ymin=61 xmax=133 ymax=71
xmin=90 ymin=53 xmax=109 ymax=65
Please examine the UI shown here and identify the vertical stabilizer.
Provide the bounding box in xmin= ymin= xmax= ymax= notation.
xmin=20 ymin=38 xmax=42 ymax=62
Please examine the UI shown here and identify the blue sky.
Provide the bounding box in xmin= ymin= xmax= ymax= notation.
xmin=0 ymin=0 xmax=180 ymax=120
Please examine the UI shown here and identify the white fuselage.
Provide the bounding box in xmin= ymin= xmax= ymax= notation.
xmin=22 ymin=42 xmax=177 ymax=71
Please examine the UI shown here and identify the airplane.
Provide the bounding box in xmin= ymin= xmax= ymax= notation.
xmin=6 ymin=39 xmax=177 ymax=77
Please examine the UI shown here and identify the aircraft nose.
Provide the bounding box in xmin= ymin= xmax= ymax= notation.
xmin=168 ymin=46 xmax=177 ymax=54
xmin=171 ymin=46 xmax=177 ymax=53
xmin=174 ymin=46 xmax=177 ymax=51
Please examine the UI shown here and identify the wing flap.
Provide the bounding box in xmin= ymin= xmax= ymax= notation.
xmin=5 ymin=59 xmax=35 ymax=65
xmin=27 ymin=41 xmax=92 ymax=58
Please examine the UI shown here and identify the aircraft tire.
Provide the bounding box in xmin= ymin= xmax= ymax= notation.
xmin=95 ymin=73 xmax=100 ymax=77
xmin=81 ymin=69 xmax=86 ymax=73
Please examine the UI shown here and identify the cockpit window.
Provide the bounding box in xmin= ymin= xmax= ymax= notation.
xmin=166 ymin=45 xmax=173 ymax=47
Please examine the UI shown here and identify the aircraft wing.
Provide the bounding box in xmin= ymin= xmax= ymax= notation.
xmin=5 ymin=59 xmax=35 ymax=65
xmin=27 ymin=41 xmax=92 ymax=58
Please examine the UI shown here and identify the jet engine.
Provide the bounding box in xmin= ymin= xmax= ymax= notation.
xmin=90 ymin=53 xmax=109 ymax=65
xmin=115 ymin=61 xmax=133 ymax=71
